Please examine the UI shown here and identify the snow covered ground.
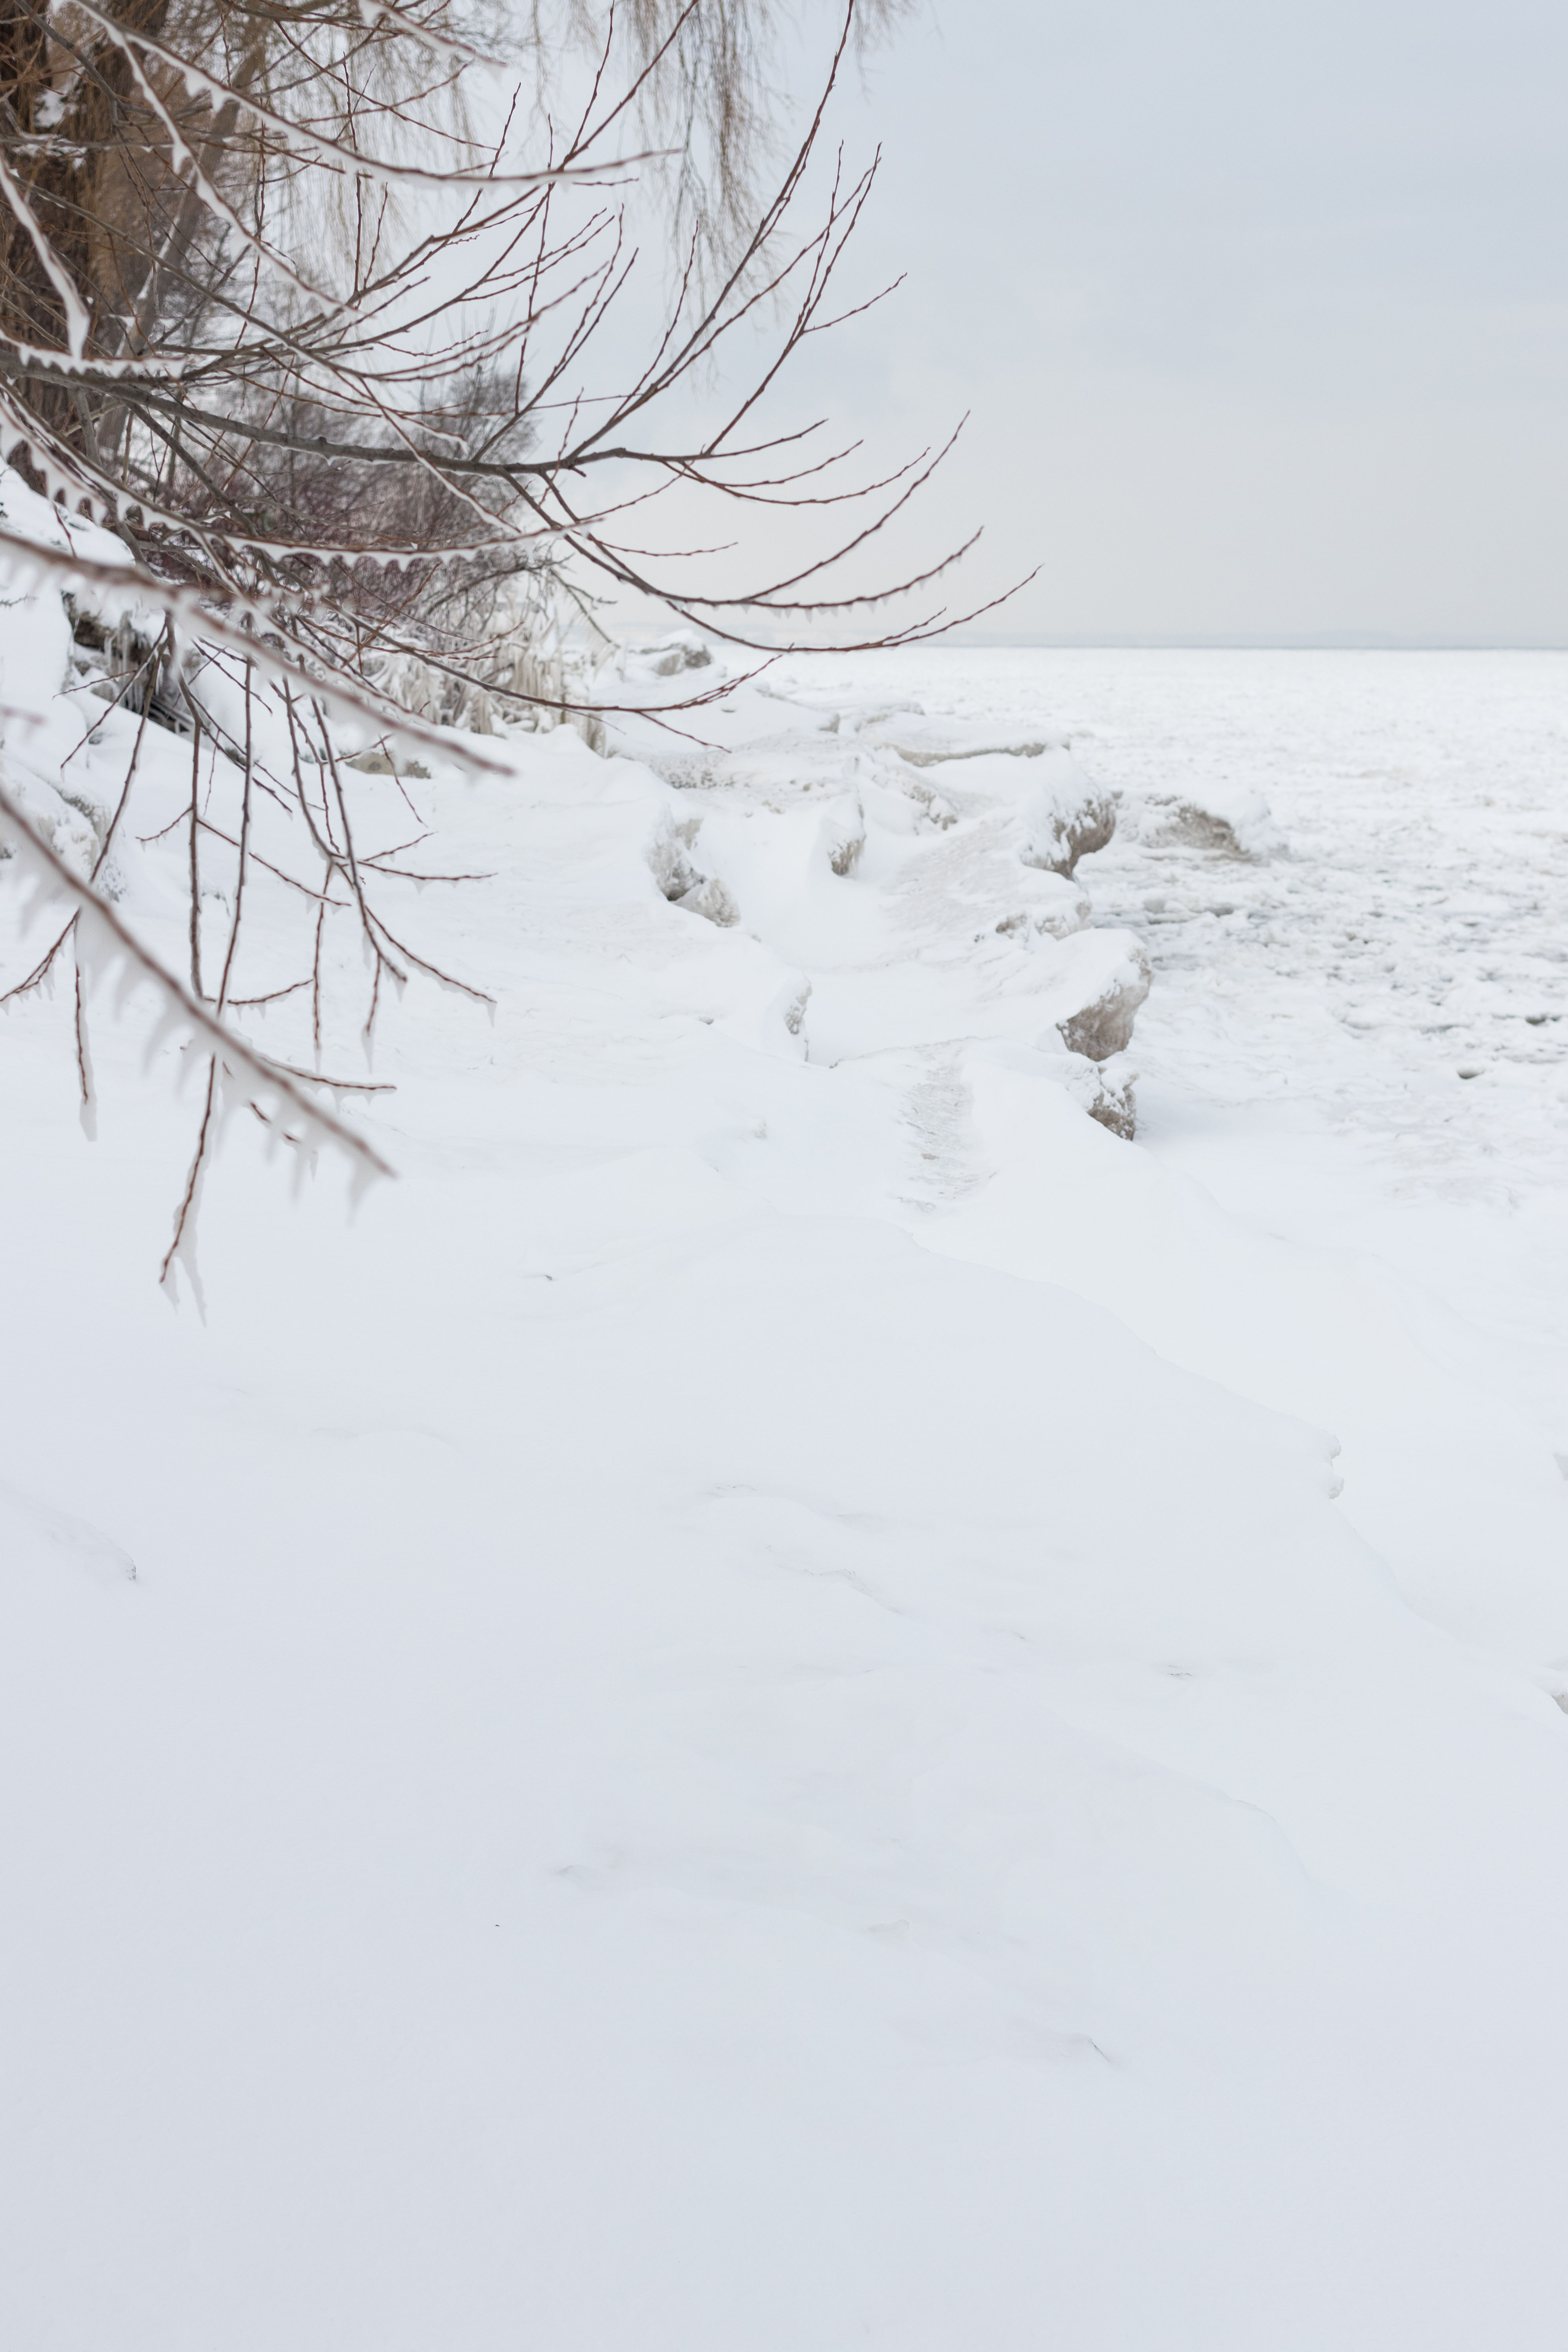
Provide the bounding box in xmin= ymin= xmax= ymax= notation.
xmin=3 ymin=621 xmax=1567 ymax=2350
xmin=775 ymin=646 xmax=1568 ymax=1654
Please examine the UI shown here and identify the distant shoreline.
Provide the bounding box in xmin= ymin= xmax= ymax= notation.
xmin=917 ymin=636 xmax=1568 ymax=654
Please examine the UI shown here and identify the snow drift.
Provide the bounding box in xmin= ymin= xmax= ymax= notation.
xmin=4 ymin=587 xmax=1568 ymax=2352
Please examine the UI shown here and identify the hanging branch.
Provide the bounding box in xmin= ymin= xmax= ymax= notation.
xmin=0 ymin=772 xmax=393 ymax=1180
xmin=0 ymin=0 xmax=1014 ymax=1275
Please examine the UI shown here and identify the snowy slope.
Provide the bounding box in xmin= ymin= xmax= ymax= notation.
xmin=3 ymin=603 xmax=1568 ymax=2349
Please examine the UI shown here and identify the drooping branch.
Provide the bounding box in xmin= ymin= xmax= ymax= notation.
xmin=0 ymin=0 xmax=1013 ymax=1274
xmin=0 ymin=770 xmax=393 ymax=1180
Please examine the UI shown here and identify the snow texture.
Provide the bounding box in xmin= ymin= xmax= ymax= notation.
xmin=2 ymin=610 xmax=1568 ymax=2352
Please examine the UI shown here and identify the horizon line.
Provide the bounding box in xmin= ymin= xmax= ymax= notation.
xmin=928 ymin=632 xmax=1568 ymax=654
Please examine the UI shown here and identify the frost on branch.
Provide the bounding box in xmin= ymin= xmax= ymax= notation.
xmin=0 ymin=773 xmax=391 ymax=1305
xmin=0 ymin=0 xmax=1020 ymax=1281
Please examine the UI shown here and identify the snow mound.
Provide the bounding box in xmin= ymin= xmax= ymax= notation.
xmin=1040 ymin=929 xmax=1152 ymax=1059
xmin=1015 ymin=747 xmax=1119 ymax=875
xmin=1085 ymin=1049 xmax=1138 ymax=1137
xmin=628 ymin=628 xmax=713 ymax=677
xmin=992 ymin=870 xmax=1093 ymax=941
xmin=1030 ymin=1042 xmax=1140 ymax=1137
xmin=1130 ymin=780 xmax=1285 ymax=860
xmin=856 ymin=712 xmax=1068 ymax=766
xmin=647 ymin=810 xmax=739 ymax=926
xmin=10 ymin=619 xmax=1568 ymax=2349
xmin=621 ymin=691 xmax=1152 ymax=1128
xmin=820 ymin=795 xmax=865 ymax=876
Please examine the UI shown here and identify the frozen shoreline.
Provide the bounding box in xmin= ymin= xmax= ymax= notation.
xmin=4 ymin=638 xmax=1568 ymax=2349
xmin=785 ymin=643 xmax=1568 ymax=1451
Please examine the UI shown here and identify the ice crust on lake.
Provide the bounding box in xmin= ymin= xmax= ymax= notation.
xmin=2 ymin=617 xmax=1568 ymax=2351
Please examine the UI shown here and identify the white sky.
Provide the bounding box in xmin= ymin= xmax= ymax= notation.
xmin=704 ymin=0 xmax=1568 ymax=647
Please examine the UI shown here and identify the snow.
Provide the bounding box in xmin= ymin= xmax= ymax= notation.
xmin=3 ymin=614 xmax=1568 ymax=2349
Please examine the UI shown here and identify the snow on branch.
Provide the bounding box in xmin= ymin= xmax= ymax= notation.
xmin=0 ymin=0 xmax=1012 ymax=1276
xmin=0 ymin=771 xmax=392 ymax=1296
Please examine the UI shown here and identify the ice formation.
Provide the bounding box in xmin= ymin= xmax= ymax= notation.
xmin=607 ymin=661 xmax=1151 ymax=1137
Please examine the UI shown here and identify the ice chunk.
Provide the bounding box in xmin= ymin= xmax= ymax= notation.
xmin=819 ymin=796 xmax=865 ymax=876
xmin=1041 ymin=930 xmax=1152 ymax=1060
xmin=1085 ymin=1051 xmax=1139 ymax=1139
xmin=857 ymin=714 xmax=1068 ymax=766
xmin=646 ymin=811 xmax=740 ymax=927
xmin=672 ymin=876 xmax=740 ymax=926
xmin=1130 ymin=782 xmax=1284 ymax=860
xmin=1017 ymin=748 xmax=1118 ymax=876
xmin=994 ymin=870 xmax=1093 ymax=942
xmin=627 ymin=628 xmax=713 ymax=677
xmin=1029 ymin=871 xmax=1094 ymax=938
xmin=1044 ymin=1046 xmax=1140 ymax=1138
xmin=646 ymin=809 xmax=703 ymax=900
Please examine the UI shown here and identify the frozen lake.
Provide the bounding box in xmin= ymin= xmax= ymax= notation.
xmin=782 ymin=645 xmax=1568 ymax=1182
xmin=783 ymin=643 xmax=1568 ymax=1456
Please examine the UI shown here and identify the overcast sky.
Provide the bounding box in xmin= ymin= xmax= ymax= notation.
xmin=747 ymin=0 xmax=1568 ymax=645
